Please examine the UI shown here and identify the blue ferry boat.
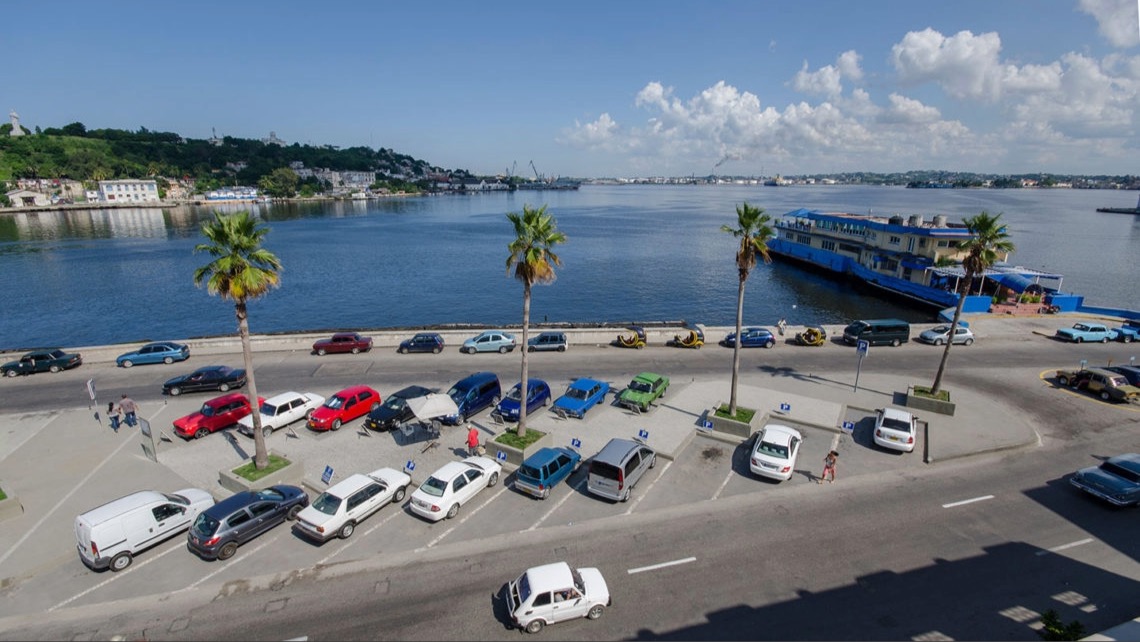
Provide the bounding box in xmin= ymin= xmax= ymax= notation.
xmin=766 ymin=208 xmax=1065 ymax=315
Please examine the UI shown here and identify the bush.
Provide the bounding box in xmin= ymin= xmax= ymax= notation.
xmin=1038 ymin=609 xmax=1085 ymax=641
xmin=232 ymin=454 xmax=292 ymax=481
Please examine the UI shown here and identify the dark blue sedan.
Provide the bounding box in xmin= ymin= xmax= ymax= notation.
xmin=514 ymin=446 xmax=581 ymax=499
xmin=398 ymin=333 xmax=445 ymax=354
xmin=116 ymin=341 xmax=190 ymax=368
xmin=552 ymin=378 xmax=610 ymax=419
xmin=720 ymin=327 xmax=776 ymax=348
xmin=493 ymin=379 xmax=552 ymax=423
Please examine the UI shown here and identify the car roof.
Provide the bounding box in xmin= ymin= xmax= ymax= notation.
xmin=331 ymin=332 xmax=361 ymax=338
xmin=332 ymin=385 xmax=375 ymax=397
xmin=413 ymin=332 xmax=441 ymax=339
xmin=393 ymin=384 xmax=433 ymax=398
xmin=881 ymin=407 xmax=915 ymax=422
xmin=633 ymin=372 xmax=663 ymax=381
xmin=570 ymin=377 xmax=602 ymax=389
xmin=429 ymin=460 xmax=476 ymax=482
xmin=264 ymin=391 xmax=304 ymax=404
xmin=196 ymin=365 xmax=231 ymax=373
xmin=759 ymin=424 xmax=801 ymax=444
xmin=510 ymin=378 xmax=548 ymax=389
xmin=594 ymin=438 xmax=645 ymax=464
xmin=522 ymin=447 xmax=575 ymax=467
xmin=523 ymin=562 xmax=574 ymax=592
xmin=1106 ymin=453 xmax=1140 ymax=474
xmin=1087 ymin=368 xmax=1122 ymax=377
xmin=322 ymin=473 xmax=377 ymax=497
xmin=204 ymin=392 xmax=249 ymax=407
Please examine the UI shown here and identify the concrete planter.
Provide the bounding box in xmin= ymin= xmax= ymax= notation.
xmin=906 ymin=387 xmax=956 ymax=416
xmin=0 ymin=491 xmax=23 ymax=522
xmin=704 ymin=402 xmax=762 ymax=439
xmin=218 ymin=450 xmax=305 ymax=494
xmin=490 ymin=430 xmax=553 ymax=472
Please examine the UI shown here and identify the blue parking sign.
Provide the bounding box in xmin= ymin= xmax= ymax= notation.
xmin=638 ymin=429 xmax=649 ymax=440
xmin=321 ymin=465 xmax=334 ymax=485
xmin=842 ymin=420 xmax=855 ymax=433
xmin=496 ymin=450 xmax=507 ymax=462
xmin=404 ymin=460 xmax=416 ymax=473
xmin=571 ymin=438 xmax=581 ymax=448
xmin=779 ymin=402 xmax=791 ymax=412
xmin=856 ymin=339 xmax=869 ymax=356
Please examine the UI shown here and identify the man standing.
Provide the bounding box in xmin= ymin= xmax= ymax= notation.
xmin=466 ymin=424 xmax=481 ymax=456
xmin=119 ymin=394 xmax=139 ymax=428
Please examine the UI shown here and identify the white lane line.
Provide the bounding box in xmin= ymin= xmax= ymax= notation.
xmin=942 ymin=495 xmax=995 ymax=508
xmin=49 ymin=538 xmax=184 ymax=611
xmin=627 ymin=556 xmax=697 ymax=575
xmin=3 ymin=412 xmax=59 ymax=460
xmin=625 ymin=460 xmax=671 ymax=515
xmin=182 ymin=534 xmax=279 ymax=591
xmin=1035 ymin=538 xmax=1095 ymax=556
xmin=426 ymin=482 xmax=510 ymax=548
xmin=527 ymin=477 xmax=584 ymax=531
xmin=318 ymin=503 xmax=406 ymax=565
xmin=711 ymin=468 xmax=734 ymax=501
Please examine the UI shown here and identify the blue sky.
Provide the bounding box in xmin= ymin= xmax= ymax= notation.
xmin=4 ymin=0 xmax=1139 ymax=178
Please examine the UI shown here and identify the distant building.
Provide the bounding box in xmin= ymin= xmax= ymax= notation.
xmin=205 ymin=186 xmax=260 ymax=201
xmin=5 ymin=188 xmax=50 ymax=207
xmin=261 ymin=131 xmax=286 ymax=146
xmin=98 ymin=179 xmax=160 ymax=203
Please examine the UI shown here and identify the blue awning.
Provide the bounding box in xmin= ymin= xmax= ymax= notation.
xmin=989 ymin=272 xmax=1034 ymax=293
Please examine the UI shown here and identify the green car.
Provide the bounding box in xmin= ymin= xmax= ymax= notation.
xmin=618 ymin=372 xmax=669 ymax=412
xmin=2 ymin=349 xmax=83 ymax=377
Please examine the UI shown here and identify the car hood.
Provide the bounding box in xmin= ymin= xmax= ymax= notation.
xmin=579 ymin=567 xmax=610 ymax=604
xmin=176 ymin=488 xmax=217 ymax=514
xmin=309 ymin=406 xmax=341 ymax=422
xmin=368 ymin=404 xmax=403 ymax=423
xmin=553 ymin=396 xmax=590 ymax=410
xmin=1075 ymin=466 xmax=1137 ymax=494
xmin=173 ymin=412 xmax=206 ymax=430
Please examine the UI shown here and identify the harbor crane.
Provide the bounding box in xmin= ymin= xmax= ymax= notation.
xmin=530 ymin=160 xmax=543 ymax=182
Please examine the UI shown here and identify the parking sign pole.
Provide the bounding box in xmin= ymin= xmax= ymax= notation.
xmin=854 ymin=340 xmax=869 ymax=392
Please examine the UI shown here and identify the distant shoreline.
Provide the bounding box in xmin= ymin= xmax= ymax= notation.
xmin=0 ymin=193 xmax=430 ymax=217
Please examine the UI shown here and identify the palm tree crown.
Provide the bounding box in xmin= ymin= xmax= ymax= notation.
xmin=721 ymin=202 xmax=773 ymax=415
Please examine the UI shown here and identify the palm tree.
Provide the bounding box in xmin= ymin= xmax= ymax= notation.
xmin=721 ymin=202 xmax=774 ymax=415
xmin=193 ymin=211 xmax=283 ymax=469
xmin=930 ymin=211 xmax=1014 ymax=395
xmin=506 ymin=204 xmax=567 ymax=437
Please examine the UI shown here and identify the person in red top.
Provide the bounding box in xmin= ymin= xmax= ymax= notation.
xmin=466 ymin=424 xmax=481 ymax=456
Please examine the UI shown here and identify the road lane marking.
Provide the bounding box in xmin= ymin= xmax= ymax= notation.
xmin=712 ymin=468 xmax=734 ymax=501
xmin=942 ymin=495 xmax=995 ymax=508
xmin=426 ymin=482 xmax=510 ymax=548
xmin=49 ymin=539 xmax=184 ymax=611
xmin=527 ymin=477 xmax=584 ymax=531
xmin=625 ymin=460 xmax=671 ymax=515
xmin=628 ymin=556 xmax=696 ymax=575
xmin=1035 ymin=538 xmax=1094 ymax=556
xmin=318 ymin=503 xmax=406 ymax=565
xmin=182 ymin=534 xmax=279 ymax=591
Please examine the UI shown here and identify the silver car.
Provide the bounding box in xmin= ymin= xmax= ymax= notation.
xmin=918 ymin=324 xmax=974 ymax=346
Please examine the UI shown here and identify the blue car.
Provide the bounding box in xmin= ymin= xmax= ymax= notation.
xmin=493 ymin=379 xmax=552 ymax=423
xmin=514 ymin=446 xmax=582 ymax=499
xmin=720 ymin=327 xmax=776 ymax=348
xmin=552 ymin=378 xmax=610 ymax=419
xmin=1070 ymin=453 xmax=1140 ymax=506
xmin=116 ymin=341 xmax=190 ymax=368
xmin=398 ymin=333 xmax=445 ymax=354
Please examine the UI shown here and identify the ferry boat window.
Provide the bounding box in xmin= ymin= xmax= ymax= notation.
xmin=821 ymin=240 xmax=836 ymax=251
xmin=919 ymin=239 xmax=927 ymax=248
xmin=796 ymin=234 xmax=811 ymax=245
xmin=888 ymin=235 xmax=901 ymax=245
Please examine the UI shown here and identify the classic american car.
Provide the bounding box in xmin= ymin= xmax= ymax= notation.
xmin=2 ymin=349 xmax=83 ymax=377
xmin=312 ymin=332 xmax=372 ymax=355
xmin=1056 ymin=368 xmax=1140 ymax=404
xmin=1114 ymin=319 xmax=1140 ymax=343
xmin=617 ymin=372 xmax=669 ymax=413
xmin=1070 ymin=453 xmax=1140 ymax=506
xmin=1054 ymin=323 xmax=1118 ymax=343
xmin=552 ymin=378 xmax=610 ymax=419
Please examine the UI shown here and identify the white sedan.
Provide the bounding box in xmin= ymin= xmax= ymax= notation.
xmin=749 ymin=424 xmax=803 ymax=482
xmin=874 ymin=407 xmax=918 ymax=452
xmin=294 ymin=467 xmax=411 ymax=541
xmin=238 ymin=391 xmax=325 ymax=438
xmin=409 ymin=456 xmax=502 ymax=521
xmin=918 ymin=324 xmax=974 ymax=346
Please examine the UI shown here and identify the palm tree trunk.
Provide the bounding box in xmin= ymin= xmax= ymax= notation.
xmin=517 ymin=282 xmax=531 ymax=437
xmin=729 ymin=277 xmax=746 ymax=415
xmin=236 ymin=301 xmax=268 ymax=469
xmin=931 ymin=274 xmax=970 ymax=395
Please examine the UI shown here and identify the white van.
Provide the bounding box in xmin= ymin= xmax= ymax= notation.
xmin=75 ymin=488 xmax=215 ymax=571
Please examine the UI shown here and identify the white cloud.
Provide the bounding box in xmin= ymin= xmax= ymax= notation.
xmin=792 ymin=61 xmax=843 ymax=97
xmin=890 ymin=28 xmax=1005 ymax=100
xmin=880 ymin=93 xmax=941 ymax=123
xmin=836 ymin=50 xmax=864 ymax=81
xmin=1078 ymin=0 xmax=1140 ymax=48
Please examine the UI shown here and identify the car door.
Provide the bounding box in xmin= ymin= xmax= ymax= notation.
xmin=450 ymin=473 xmax=471 ymax=506
xmin=352 ymin=482 xmax=385 ymax=521
xmin=224 ymin=508 xmax=256 ymax=544
xmin=551 ymin=453 xmax=573 ymax=486
xmin=528 ymin=591 xmax=557 ymax=625
xmin=340 ymin=395 xmax=359 ymax=422
xmin=550 ymin=586 xmax=590 ymax=622
xmin=218 ymin=400 xmax=246 ymax=427
xmin=246 ymin=501 xmax=282 ymax=539
xmin=149 ymin=502 xmax=190 ymax=541
xmin=18 ymin=355 xmax=37 ymax=374
xmin=193 ymin=371 xmax=217 ymax=392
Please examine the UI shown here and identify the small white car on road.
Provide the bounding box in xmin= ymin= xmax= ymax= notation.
xmin=294 ymin=467 xmax=411 ymax=542
xmin=238 ymin=391 xmax=325 ymax=438
xmin=749 ymin=424 xmax=803 ymax=482
xmin=874 ymin=407 xmax=918 ymax=452
xmin=506 ymin=561 xmax=611 ymax=634
xmin=409 ymin=456 xmax=501 ymax=521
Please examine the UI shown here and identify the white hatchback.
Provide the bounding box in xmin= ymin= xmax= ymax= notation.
xmin=238 ymin=391 xmax=325 ymax=438
xmin=874 ymin=407 xmax=917 ymax=452
xmin=294 ymin=467 xmax=411 ymax=542
xmin=749 ymin=424 xmax=803 ymax=481
xmin=409 ymin=456 xmax=501 ymax=521
xmin=506 ymin=562 xmax=611 ymax=634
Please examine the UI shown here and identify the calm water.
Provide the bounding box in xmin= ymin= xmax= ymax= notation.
xmin=1 ymin=185 xmax=1137 ymax=350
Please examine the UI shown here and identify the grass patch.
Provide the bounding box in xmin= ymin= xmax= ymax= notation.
xmin=912 ymin=385 xmax=950 ymax=402
xmin=0 ymin=487 xmax=6 ymax=502
xmin=232 ymin=454 xmax=292 ymax=482
xmin=494 ymin=429 xmax=547 ymax=450
xmin=715 ymin=404 xmax=756 ymax=423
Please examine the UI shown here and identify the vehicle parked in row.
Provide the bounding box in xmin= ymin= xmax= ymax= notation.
xmin=514 ymin=447 xmax=581 ymax=500
xmin=493 ymin=379 xmax=552 ymax=423
xmin=1056 ymin=368 xmax=1140 ymax=403
xmin=794 ymin=325 xmax=827 ymax=347
xmin=873 ymin=408 xmax=918 ymax=452
xmin=187 ymin=486 xmax=309 ymax=561
xmin=2 ymin=348 xmax=82 ymax=377
xmin=116 ymin=341 xmax=190 ymax=368
xmin=308 ymin=385 xmax=381 ymax=431
xmin=586 ymin=438 xmax=656 ymax=502
xmin=720 ymin=327 xmax=775 ymax=348
xmin=917 ymin=324 xmax=974 ymax=346
xmin=617 ymin=372 xmax=669 ymax=413
xmin=443 ymin=372 xmax=501 ymax=425
xmin=312 ymin=332 xmax=372 ymax=355
xmin=1070 ymin=453 xmax=1140 ymax=506
xmin=1107 ymin=366 xmax=1140 ymax=387
xmin=238 ymin=391 xmax=325 ymax=437
xmin=527 ymin=331 xmax=568 ymax=352
xmin=398 ymin=332 xmax=445 ymax=354
xmin=172 ymin=393 xmax=264 ymax=440
xmin=75 ymin=488 xmax=215 ymax=571
xmin=842 ymin=319 xmax=911 ymax=347
xmin=1115 ymin=320 xmax=1140 ymax=343
xmin=552 ymin=378 xmax=610 ymax=419
xmin=163 ymin=365 xmax=246 ymax=396
xmin=505 ymin=562 xmax=611 ymax=634
xmin=364 ymin=384 xmax=433 ymax=431
xmin=749 ymin=424 xmax=803 ymax=481
xmin=1054 ymin=322 xmax=1117 ymax=343
xmin=461 ymin=330 xmax=517 ymax=354
xmin=409 ymin=456 xmax=501 ymax=521
xmin=294 ymin=467 xmax=411 ymax=542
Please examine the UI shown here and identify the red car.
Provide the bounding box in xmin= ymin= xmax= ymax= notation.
xmin=308 ymin=385 xmax=382 ymax=431
xmin=173 ymin=393 xmax=264 ymax=440
xmin=313 ymin=332 xmax=373 ymax=356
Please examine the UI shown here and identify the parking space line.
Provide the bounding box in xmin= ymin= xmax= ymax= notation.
xmin=426 ymin=483 xmax=510 ymax=548
xmin=49 ymin=538 xmax=184 ymax=611
xmin=941 ymin=495 xmax=994 ymax=508
xmin=625 ymin=460 xmax=671 ymax=515
xmin=527 ymin=477 xmax=586 ymax=531
xmin=711 ymin=468 xmax=734 ymax=501
xmin=318 ymin=503 xmax=407 ymax=565
xmin=183 ymin=534 xmax=280 ymax=591
xmin=628 ymin=556 xmax=696 ymax=575
xmin=1035 ymin=538 xmax=1095 ymax=556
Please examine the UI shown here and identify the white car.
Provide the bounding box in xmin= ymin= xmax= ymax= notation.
xmin=749 ymin=424 xmax=803 ymax=481
xmin=874 ymin=407 xmax=918 ymax=452
xmin=461 ymin=330 xmax=517 ymax=354
xmin=918 ymin=324 xmax=974 ymax=346
xmin=506 ymin=561 xmax=611 ymax=634
xmin=238 ymin=391 xmax=325 ymax=438
xmin=409 ymin=456 xmax=501 ymax=521
xmin=294 ymin=467 xmax=411 ymax=542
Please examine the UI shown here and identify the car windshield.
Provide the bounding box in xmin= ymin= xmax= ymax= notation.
xmin=506 ymin=386 xmax=524 ymax=402
xmin=49 ymin=349 xmax=66 ymax=358
xmin=193 ymin=512 xmax=220 ymax=537
xmin=259 ymin=403 xmax=279 ymax=417
xmin=930 ymin=326 xmax=950 ymax=334
xmin=1073 ymin=324 xmax=1090 ymax=331
xmin=420 ymin=476 xmax=447 ymax=497
xmin=1108 ymin=376 xmax=1127 ymax=386
xmin=629 ymin=381 xmax=652 ymax=393
xmin=383 ymin=397 xmax=407 ymax=410
xmin=756 ymin=440 xmax=789 ymax=459
xmin=446 ymin=386 xmax=463 ymax=402
xmin=199 ymin=404 xmax=216 ymax=417
xmin=518 ymin=464 xmax=541 ymax=479
xmin=164 ymin=493 xmax=190 ymax=505
xmin=311 ymin=492 xmax=343 ymax=515
xmin=324 ymin=395 xmax=347 ymax=410
xmin=566 ymin=388 xmax=588 ymax=401
xmin=882 ymin=417 xmax=913 ymax=432
xmin=1102 ymin=461 xmax=1140 ymax=483
xmin=256 ymin=488 xmax=285 ymax=501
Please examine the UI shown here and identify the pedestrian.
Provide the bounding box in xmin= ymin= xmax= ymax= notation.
xmin=818 ymin=450 xmax=838 ymax=484
xmin=466 ymin=424 xmax=481 ymax=457
xmin=107 ymin=401 xmax=122 ymax=432
xmin=119 ymin=394 xmax=138 ymax=428
xmin=777 ymin=318 xmax=787 ymax=336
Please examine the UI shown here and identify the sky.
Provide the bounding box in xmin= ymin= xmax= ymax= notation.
xmin=4 ymin=0 xmax=1139 ymax=178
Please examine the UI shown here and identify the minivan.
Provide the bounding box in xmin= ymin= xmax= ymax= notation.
xmin=75 ymin=488 xmax=215 ymax=571
xmin=444 ymin=371 xmax=501 ymax=425
xmin=842 ymin=318 xmax=911 ymax=347
xmin=586 ymin=438 xmax=656 ymax=502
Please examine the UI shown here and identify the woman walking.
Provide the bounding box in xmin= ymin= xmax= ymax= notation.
xmin=107 ymin=401 xmax=122 ymax=433
xmin=818 ymin=450 xmax=838 ymax=484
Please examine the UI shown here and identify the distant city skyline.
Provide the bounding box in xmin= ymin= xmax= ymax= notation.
xmin=4 ymin=0 xmax=1138 ymax=178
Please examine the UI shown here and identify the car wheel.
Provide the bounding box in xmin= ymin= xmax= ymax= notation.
xmin=542 ymin=395 xmax=550 ymax=406
xmin=399 ymin=346 xmax=409 ymax=354
xmin=163 ymin=356 xmax=174 ymax=364
xmin=891 ymin=339 xmax=901 ymax=347
xmin=1100 ymin=391 xmax=1112 ymax=401
xmin=1123 ymin=335 xmax=1133 ymax=343
xmin=122 ymin=359 xmax=134 ymax=368
xmin=219 ymin=383 xmax=230 ymax=392
xmin=488 ymin=472 xmax=499 ymax=487
xmin=50 ymin=365 xmax=61 ymax=373
xmin=110 ymin=552 xmax=132 ymax=572
xmin=1058 ymin=376 xmax=1070 ymax=386
xmin=933 ymin=339 xmax=944 ymax=346
xmin=1101 ymin=337 xmax=1109 ymax=344
xmin=765 ymin=340 xmax=774 ymax=348
xmin=446 ymin=503 xmax=459 ymax=519
xmin=263 ymin=426 xmax=273 ymax=438
xmin=169 ymin=386 xmax=182 ymax=396
xmin=963 ymin=338 xmax=974 ymax=346
xmin=587 ymin=604 xmax=605 ymax=620
xmin=1075 ymin=337 xmax=1083 ymax=343
xmin=317 ymin=348 xmax=327 ymax=356
xmin=455 ymin=413 xmax=465 ymax=425
xmin=195 ymin=427 xmax=210 ymax=439
xmin=331 ymin=419 xmax=342 ymax=431
xmin=351 ymin=347 xmax=360 ymax=354
xmin=528 ymin=346 xmax=536 ymax=353
xmin=525 ymin=619 xmax=545 ymax=634
xmin=217 ymin=541 xmax=238 ymax=560
xmin=558 ymin=345 xmax=566 ymax=352
xmin=499 ymin=346 xmax=509 ymax=354
xmin=287 ymin=504 xmax=302 ymax=520
xmin=541 ymin=487 xmax=550 ymax=500
xmin=432 ymin=346 xmax=442 ymax=354
xmin=4 ymin=370 xmax=15 ymax=377
xmin=338 ymin=521 xmax=356 ymax=539
xmin=620 ymin=489 xmax=631 ymax=502
xmin=393 ymin=485 xmax=407 ymax=503
xmin=649 ymin=454 xmax=657 ymax=469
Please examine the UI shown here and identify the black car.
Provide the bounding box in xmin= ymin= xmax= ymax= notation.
xmin=2 ymin=349 xmax=83 ymax=377
xmin=163 ymin=365 xmax=247 ymax=396
xmin=1107 ymin=366 xmax=1140 ymax=387
xmin=364 ymin=385 xmax=433 ymax=431
xmin=398 ymin=333 xmax=445 ymax=354
xmin=187 ymin=485 xmax=309 ymax=560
